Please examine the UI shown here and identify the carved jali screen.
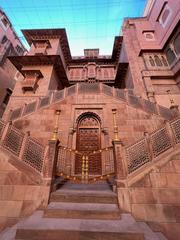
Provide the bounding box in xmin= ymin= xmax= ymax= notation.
xmin=75 ymin=115 xmax=102 ymax=175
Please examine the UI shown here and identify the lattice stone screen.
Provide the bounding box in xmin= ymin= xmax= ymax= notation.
xmin=22 ymin=138 xmax=45 ymax=172
xmin=3 ymin=126 xmax=24 ymax=156
xmin=23 ymin=101 xmax=37 ymax=115
xmin=0 ymin=120 xmax=5 ymax=140
xmin=150 ymin=127 xmax=172 ymax=157
xmin=67 ymin=85 xmax=76 ymax=96
xmin=39 ymin=96 xmax=50 ymax=108
xmin=57 ymin=147 xmax=69 ymax=174
xmin=158 ymin=105 xmax=174 ymax=120
xmin=10 ymin=107 xmax=22 ymax=121
xmin=78 ymin=83 xmax=100 ymax=94
xmin=126 ymin=139 xmax=151 ymax=173
xmin=128 ymin=94 xmax=142 ymax=109
xmin=142 ymin=99 xmax=158 ymax=114
xmin=102 ymin=84 xmax=113 ymax=96
xmin=115 ymin=89 xmax=126 ymax=101
xmin=102 ymin=147 xmax=114 ymax=174
xmin=170 ymin=118 xmax=180 ymax=143
xmin=53 ymin=90 xmax=64 ymax=102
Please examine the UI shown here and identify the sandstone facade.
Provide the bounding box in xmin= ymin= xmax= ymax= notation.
xmin=0 ymin=0 xmax=180 ymax=239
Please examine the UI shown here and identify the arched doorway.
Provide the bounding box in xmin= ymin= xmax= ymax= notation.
xmin=75 ymin=113 xmax=102 ymax=175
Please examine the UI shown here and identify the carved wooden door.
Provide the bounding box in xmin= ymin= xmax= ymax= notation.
xmin=75 ymin=115 xmax=101 ymax=175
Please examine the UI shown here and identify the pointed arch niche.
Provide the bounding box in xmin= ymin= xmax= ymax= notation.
xmin=75 ymin=112 xmax=102 ymax=175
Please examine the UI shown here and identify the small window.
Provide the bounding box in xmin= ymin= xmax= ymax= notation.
xmin=35 ymin=42 xmax=46 ymax=48
xmin=157 ymin=3 xmax=172 ymax=28
xmin=161 ymin=9 xmax=170 ymax=24
xmin=15 ymin=45 xmax=23 ymax=54
xmin=1 ymin=17 xmax=9 ymax=28
xmin=166 ymin=48 xmax=176 ymax=64
xmin=149 ymin=56 xmax=155 ymax=66
xmin=3 ymin=88 xmax=12 ymax=105
xmin=1 ymin=35 xmax=8 ymax=44
xmin=143 ymin=31 xmax=155 ymax=41
xmin=174 ymin=33 xmax=180 ymax=54
xmin=154 ymin=55 xmax=162 ymax=66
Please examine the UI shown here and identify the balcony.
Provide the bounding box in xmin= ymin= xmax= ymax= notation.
xmin=21 ymin=69 xmax=43 ymax=93
xmin=34 ymin=46 xmax=47 ymax=56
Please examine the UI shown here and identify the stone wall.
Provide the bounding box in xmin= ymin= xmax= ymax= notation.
xmin=11 ymin=93 xmax=165 ymax=146
xmin=117 ymin=150 xmax=180 ymax=240
xmin=0 ymin=146 xmax=50 ymax=231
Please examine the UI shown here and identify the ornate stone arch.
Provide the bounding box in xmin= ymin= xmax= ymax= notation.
xmin=75 ymin=111 xmax=101 ymax=127
xmin=75 ymin=111 xmax=102 ymax=175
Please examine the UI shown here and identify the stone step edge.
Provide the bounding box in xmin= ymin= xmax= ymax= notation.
xmin=43 ymin=208 xmax=121 ymax=220
xmin=15 ymin=229 xmax=144 ymax=240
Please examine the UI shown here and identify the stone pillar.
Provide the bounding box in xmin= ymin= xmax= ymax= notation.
xmin=43 ymin=109 xmax=61 ymax=186
xmin=112 ymin=140 xmax=128 ymax=181
xmin=167 ymin=90 xmax=179 ymax=117
xmin=170 ymin=105 xmax=179 ymax=117
xmin=147 ymin=91 xmax=156 ymax=103
xmin=43 ymin=139 xmax=59 ymax=184
xmin=141 ymin=71 xmax=156 ymax=102
xmin=112 ymin=140 xmax=131 ymax=212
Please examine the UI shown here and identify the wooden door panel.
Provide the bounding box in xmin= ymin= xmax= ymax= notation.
xmin=75 ymin=116 xmax=101 ymax=175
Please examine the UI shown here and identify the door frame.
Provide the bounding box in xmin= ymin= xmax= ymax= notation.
xmin=75 ymin=112 xmax=102 ymax=175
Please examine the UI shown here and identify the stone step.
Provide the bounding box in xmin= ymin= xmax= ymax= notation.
xmin=11 ymin=211 xmax=165 ymax=240
xmin=50 ymin=189 xmax=118 ymax=204
xmin=15 ymin=229 xmax=144 ymax=240
xmin=44 ymin=202 xmax=120 ymax=220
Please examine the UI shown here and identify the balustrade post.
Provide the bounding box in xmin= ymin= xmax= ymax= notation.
xmin=112 ymin=140 xmax=128 ymax=181
xmin=7 ymin=109 xmax=13 ymax=122
xmin=144 ymin=131 xmax=154 ymax=161
xmin=0 ymin=121 xmax=11 ymax=144
xmin=19 ymin=131 xmax=30 ymax=159
xmin=64 ymin=87 xmax=67 ymax=98
xmin=164 ymin=120 xmax=176 ymax=147
xmin=170 ymin=105 xmax=179 ymax=117
xmin=124 ymin=89 xmax=128 ymax=103
xmin=111 ymin=108 xmax=127 ymax=181
xmin=76 ymin=83 xmax=79 ymax=95
xmin=43 ymin=139 xmax=60 ymax=184
xmin=99 ymin=83 xmax=102 ymax=94
xmin=43 ymin=109 xmax=61 ymax=187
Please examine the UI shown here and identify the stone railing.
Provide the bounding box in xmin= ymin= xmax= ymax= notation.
xmin=125 ymin=117 xmax=180 ymax=174
xmin=0 ymin=119 xmax=46 ymax=175
xmin=7 ymin=83 xmax=176 ymax=122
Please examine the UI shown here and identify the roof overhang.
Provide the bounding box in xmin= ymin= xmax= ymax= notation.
xmin=8 ymin=55 xmax=69 ymax=87
xmin=114 ymin=62 xmax=129 ymax=88
xmin=22 ymin=29 xmax=72 ymax=63
xmin=111 ymin=36 xmax=123 ymax=62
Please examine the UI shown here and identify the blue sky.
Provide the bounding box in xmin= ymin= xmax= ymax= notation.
xmin=0 ymin=0 xmax=146 ymax=56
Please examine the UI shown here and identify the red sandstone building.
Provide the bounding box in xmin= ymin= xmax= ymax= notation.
xmin=0 ymin=0 xmax=180 ymax=239
xmin=0 ymin=8 xmax=26 ymax=117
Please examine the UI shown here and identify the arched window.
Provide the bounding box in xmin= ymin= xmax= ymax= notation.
xmin=161 ymin=9 xmax=170 ymax=24
xmin=149 ymin=56 xmax=155 ymax=66
xmin=1 ymin=35 xmax=8 ymax=44
xmin=161 ymin=56 xmax=168 ymax=66
xmin=174 ymin=33 xmax=180 ymax=55
xmin=166 ymin=48 xmax=176 ymax=65
xmin=154 ymin=55 xmax=162 ymax=66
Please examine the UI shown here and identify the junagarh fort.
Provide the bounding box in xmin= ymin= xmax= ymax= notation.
xmin=0 ymin=0 xmax=180 ymax=239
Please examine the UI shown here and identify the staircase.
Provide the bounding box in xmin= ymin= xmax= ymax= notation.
xmin=0 ymin=182 xmax=167 ymax=240
xmin=6 ymin=83 xmax=176 ymax=122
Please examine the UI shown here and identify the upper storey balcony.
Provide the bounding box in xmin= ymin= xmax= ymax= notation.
xmin=27 ymin=40 xmax=51 ymax=56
